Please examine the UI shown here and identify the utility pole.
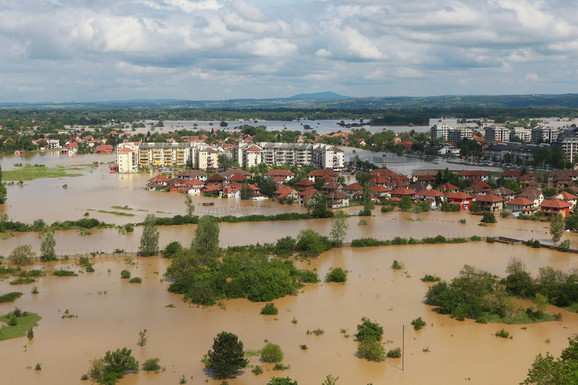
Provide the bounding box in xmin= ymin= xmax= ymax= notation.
xmin=402 ymin=324 xmax=405 ymax=371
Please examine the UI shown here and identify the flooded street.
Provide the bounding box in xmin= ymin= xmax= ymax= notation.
xmin=1 ymin=243 xmax=577 ymax=385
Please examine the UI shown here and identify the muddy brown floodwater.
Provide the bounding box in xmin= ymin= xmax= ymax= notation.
xmin=1 ymin=242 xmax=577 ymax=385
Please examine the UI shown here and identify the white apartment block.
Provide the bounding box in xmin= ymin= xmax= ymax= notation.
xmin=192 ymin=145 xmax=220 ymax=171
xmin=116 ymin=142 xmax=139 ymax=173
xmin=484 ymin=125 xmax=511 ymax=143
xmin=556 ymin=134 xmax=578 ymax=164
xmin=431 ymin=124 xmax=472 ymax=142
xmin=512 ymin=127 xmax=532 ymax=143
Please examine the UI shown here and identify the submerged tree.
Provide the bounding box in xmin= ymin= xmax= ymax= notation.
xmin=40 ymin=232 xmax=56 ymax=262
xmin=550 ymin=213 xmax=565 ymax=243
xmin=0 ymin=165 xmax=6 ymax=204
xmin=9 ymin=244 xmax=35 ymax=266
xmin=329 ymin=211 xmax=349 ymax=247
xmin=184 ymin=193 xmax=195 ymax=217
xmin=138 ymin=214 xmax=159 ymax=257
xmin=192 ymin=215 xmax=220 ymax=264
xmin=205 ymin=331 xmax=248 ymax=379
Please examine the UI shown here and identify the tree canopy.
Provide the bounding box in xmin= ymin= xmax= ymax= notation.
xmin=205 ymin=331 xmax=248 ymax=379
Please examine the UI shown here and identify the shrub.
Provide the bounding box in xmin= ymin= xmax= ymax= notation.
xmin=357 ymin=340 xmax=386 ymax=362
xmin=559 ymin=239 xmax=571 ymax=252
xmin=260 ymin=303 xmax=278 ymax=315
xmin=356 ymin=317 xmax=383 ymax=342
xmin=52 ymin=270 xmax=78 ymax=277
xmin=129 ymin=277 xmax=142 ymax=283
xmin=486 ymin=237 xmax=495 ymax=243
xmin=325 ymin=267 xmax=347 ymax=283
xmin=161 ymin=241 xmax=183 ymax=258
xmin=0 ymin=292 xmax=23 ymax=303
xmin=261 ymin=343 xmax=284 ymax=363
xmin=470 ymin=235 xmax=482 ymax=241
xmin=297 ymin=270 xmax=319 ymax=283
xmin=141 ymin=358 xmax=161 ymax=372
xmin=88 ymin=347 xmax=139 ymax=385
xmin=421 ymin=274 xmax=441 ymax=282
xmin=351 ymin=238 xmax=383 ymax=247
xmin=481 ymin=212 xmax=497 ymax=224
xmin=267 ymin=377 xmax=298 ymax=385
xmin=391 ymin=260 xmax=404 ymax=270
xmin=411 ymin=317 xmax=427 ymax=331
xmin=273 ymin=363 xmax=289 ymax=370
xmin=495 ymin=329 xmax=510 ymax=339
xmin=120 ymin=270 xmax=131 ymax=279
xmin=381 ymin=206 xmax=394 ymax=213
xmin=387 ymin=348 xmax=402 ymax=358
xmin=252 ymin=365 xmax=263 ymax=375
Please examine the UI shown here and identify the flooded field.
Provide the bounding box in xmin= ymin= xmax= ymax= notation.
xmin=1 ymin=151 xmax=577 ymax=385
xmin=1 ymin=243 xmax=577 ymax=385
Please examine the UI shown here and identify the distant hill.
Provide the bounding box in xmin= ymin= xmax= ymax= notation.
xmin=2 ymin=93 xmax=578 ymax=110
xmin=288 ymin=92 xmax=349 ymax=100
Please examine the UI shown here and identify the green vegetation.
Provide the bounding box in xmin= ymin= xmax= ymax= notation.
xmin=296 ymin=229 xmax=333 ymax=257
xmin=40 ymin=232 xmax=56 ymax=261
xmin=481 ymin=212 xmax=497 ymax=224
xmin=0 ymin=292 xmax=22 ymax=303
xmin=52 ymin=269 xmax=78 ymax=277
xmin=120 ymin=270 xmax=131 ymax=279
xmin=2 ymin=165 xmax=83 ymax=181
xmin=267 ymin=377 xmax=298 ymax=385
xmin=329 ymin=212 xmax=349 ymax=247
xmin=261 ymin=343 xmax=284 ymax=363
xmin=141 ymin=358 xmax=161 ymax=372
xmin=495 ymin=329 xmax=510 ymax=339
xmin=356 ymin=317 xmax=386 ymax=362
xmin=138 ymin=214 xmax=159 ymax=257
xmin=522 ymin=336 xmax=578 ymax=385
xmin=205 ymin=331 xmax=248 ymax=379
xmin=252 ymin=365 xmax=263 ymax=375
xmin=387 ymin=348 xmax=402 ymax=358
xmin=351 ymin=235 xmax=468 ymax=247
xmin=260 ymin=303 xmax=278 ymax=315
xmin=192 ymin=215 xmax=220 ymax=264
xmin=8 ymin=244 xmax=35 ymax=266
xmin=0 ymin=217 xmax=113 ymax=233
xmin=86 ymin=348 xmax=139 ymax=385
xmin=550 ymin=213 xmax=565 ymax=243
xmin=78 ymin=257 xmax=95 ymax=272
xmin=137 ymin=329 xmax=148 ymax=347
xmin=325 ymin=267 xmax=347 ymax=283
xmin=307 ymin=329 xmax=324 ymax=336
xmin=161 ymin=241 xmax=184 ymax=259
xmin=0 ymin=308 xmax=41 ymax=341
xmin=411 ymin=317 xmax=427 ymax=331
xmin=421 ymin=274 xmax=441 ymax=282
xmin=129 ymin=277 xmax=142 ymax=283
xmin=89 ymin=209 xmax=135 ymax=217
xmin=391 ymin=260 xmax=404 ymax=270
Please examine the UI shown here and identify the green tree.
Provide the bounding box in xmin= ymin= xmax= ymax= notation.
xmin=0 ymin=165 xmax=6 ymax=203
xmin=481 ymin=212 xmax=497 ymax=223
xmin=359 ymin=184 xmax=375 ymax=216
xmin=306 ymin=192 xmax=332 ymax=218
xmin=398 ymin=196 xmax=412 ymax=211
xmin=9 ymin=244 xmax=35 ymax=266
xmin=296 ymin=229 xmax=330 ymax=257
xmin=138 ymin=214 xmax=159 ymax=257
xmin=325 ymin=267 xmax=347 ymax=283
xmin=550 ymin=213 xmax=565 ymax=243
xmin=522 ymin=337 xmax=578 ymax=385
xmin=356 ymin=317 xmax=383 ymax=342
xmin=88 ymin=348 xmax=139 ymax=385
xmin=40 ymin=232 xmax=56 ymax=262
xmin=261 ymin=343 xmax=284 ymax=363
xmin=329 ymin=212 xmax=349 ymax=247
xmin=205 ymin=331 xmax=248 ymax=379
xmin=184 ymin=194 xmax=195 ymax=216
xmin=192 ymin=215 xmax=220 ymax=264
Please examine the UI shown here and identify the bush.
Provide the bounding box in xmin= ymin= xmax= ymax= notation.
xmin=391 ymin=260 xmax=404 ymax=270
xmin=481 ymin=212 xmax=497 ymax=224
xmin=421 ymin=274 xmax=441 ymax=282
xmin=441 ymin=203 xmax=461 ymax=212
xmin=161 ymin=241 xmax=183 ymax=258
xmin=351 ymin=238 xmax=383 ymax=247
xmin=495 ymin=329 xmax=510 ymax=339
xmin=141 ymin=358 xmax=161 ymax=372
xmin=559 ymin=239 xmax=571 ymax=252
xmin=261 ymin=343 xmax=284 ymax=363
xmin=325 ymin=267 xmax=347 ymax=283
xmin=120 ymin=270 xmax=131 ymax=279
xmin=260 ymin=303 xmax=278 ymax=315
xmin=356 ymin=317 xmax=383 ymax=342
xmin=52 ymin=270 xmax=78 ymax=277
xmin=297 ymin=270 xmax=319 ymax=283
xmin=0 ymin=292 xmax=23 ymax=303
xmin=357 ymin=340 xmax=386 ymax=362
xmin=387 ymin=348 xmax=402 ymax=358
xmin=252 ymin=365 xmax=263 ymax=375
xmin=381 ymin=205 xmax=394 ymax=213
xmin=88 ymin=347 xmax=139 ymax=385
xmin=486 ymin=237 xmax=495 ymax=243
xmin=470 ymin=235 xmax=482 ymax=241
xmin=411 ymin=317 xmax=427 ymax=331
xmin=267 ymin=377 xmax=298 ymax=385
xmin=129 ymin=277 xmax=142 ymax=283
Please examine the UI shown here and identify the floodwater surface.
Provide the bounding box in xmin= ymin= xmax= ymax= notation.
xmin=0 ymin=243 xmax=576 ymax=385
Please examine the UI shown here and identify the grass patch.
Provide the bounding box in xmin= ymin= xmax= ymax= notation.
xmin=87 ymin=209 xmax=135 ymax=217
xmin=52 ymin=270 xmax=78 ymax=277
xmin=0 ymin=292 xmax=23 ymax=303
xmin=0 ymin=311 xmax=41 ymax=340
xmin=111 ymin=206 xmax=133 ymax=211
xmin=482 ymin=312 xmax=556 ymax=324
xmin=3 ymin=166 xmax=84 ymax=181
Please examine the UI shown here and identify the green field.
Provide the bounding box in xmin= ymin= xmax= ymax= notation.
xmin=0 ymin=311 xmax=41 ymax=340
xmin=3 ymin=166 xmax=84 ymax=181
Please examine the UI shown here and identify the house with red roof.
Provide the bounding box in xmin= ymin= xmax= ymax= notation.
xmin=295 ymin=179 xmax=315 ymax=191
xmin=541 ymin=199 xmax=572 ymax=217
xmin=265 ymin=169 xmax=295 ymax=182
xmin=506 ymin=197 xmax=536 ymax=217
xmin=389 ymin=188 xmax=416 ymax=201
xmin=343 ymin=183 xmax=364 ymax=198
xmin=307 ymin=169 xmax=339 ymax=182
xmin=491 ymin=187 xmax=517 ymax=202
xmin=183 ymin=179 xmax=205 ymax=195
xmin=446 ymin=192 xmax=474 ymax=210
xmin=436 ymin=182 xmax=461 ymax=193
xmin=457 ymin=170 xmax=489 ymax=182
xmin=326 ymin=190 xmax=350 ymax=208
xmin=474 ymin=193 xmax=504 ymax=212
xmin=552 ymin=191 xmax=578 ymax=209
xmin=416 ymin=190 xmax=446 ymax=207
xmin=274 ymin=186 xmax=299 ymax=203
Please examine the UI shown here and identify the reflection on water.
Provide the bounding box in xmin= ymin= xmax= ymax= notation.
xmin=0 ymin=243 xmax=576 ymax=385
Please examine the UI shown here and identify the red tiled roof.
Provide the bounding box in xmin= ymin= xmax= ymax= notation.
xmin=507 ymin=197 xmax=534 ymax=206
xmin=436 ymin=182 xmax=460 ymax=191
xmin=554 ymin=191 xmax=578 ymax=200
xmin=418 ymin=189 xmax=445 ymax=197
xmin=265 ymin=169 xmax=295 ymax=177
xmin=541 ymin=199 xmax=571 ymax=209
xmin=390 ymin=188 xmax=416 ymax=196
xmin=475 ymin=193 xmax=504 ymax=203
xmin=446 ymin=192 xmax=474 ymax=200
xmin=344 ymin=183 xmax=363 ymax=191
xmin=457 ymin=170 xmax=488 ymax=176
xmin=308 ymin=169 xmax=339 ymax=177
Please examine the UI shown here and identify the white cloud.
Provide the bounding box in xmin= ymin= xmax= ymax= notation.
xmin=525 ymin=72 xmax=540 ymax=81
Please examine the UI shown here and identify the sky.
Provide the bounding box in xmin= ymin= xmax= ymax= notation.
xmin=0 ymin=0 xmax=577 ymax=103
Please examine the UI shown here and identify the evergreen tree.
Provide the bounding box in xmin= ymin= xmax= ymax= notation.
xmin=40 ymin=232 xmax=57 ymax=262
xmin=550 ymin=213 xmax=565 ymax=243
xmin=192 ymin=215 xmax=220 ymax=264
xmin=205 ymin=331 xmax=248 ymax=379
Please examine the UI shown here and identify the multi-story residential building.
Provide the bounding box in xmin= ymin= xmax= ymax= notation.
xmin=556 ymin=131 xmax=578 ymax=164
xmin=430 ymin=124 xmax=472 ymax=142
xmin=116 ymin=142 xmax=139 ymax=173
xmin=312 ymin=144 xmax=344 ymax=170
xmin=512 ymin=127 xmax=532 ymax=143
xmin=485 ymin=142 xmax=536 ymax=163
xmin=430 ymin=124 xmax=452 ymax=140
xmin=192 ymin=146 xmax=220 ymax=171
xmin=484 ymin=125 xmax=511 ymax=143
xmin=531 ymin=126 xmax=560 ymax=143
xmin=138 ymin=143 xmax=190 ymax=170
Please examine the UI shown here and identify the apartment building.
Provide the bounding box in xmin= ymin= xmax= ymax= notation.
xmin=484 ymin=125 xmax=511 ymax=143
